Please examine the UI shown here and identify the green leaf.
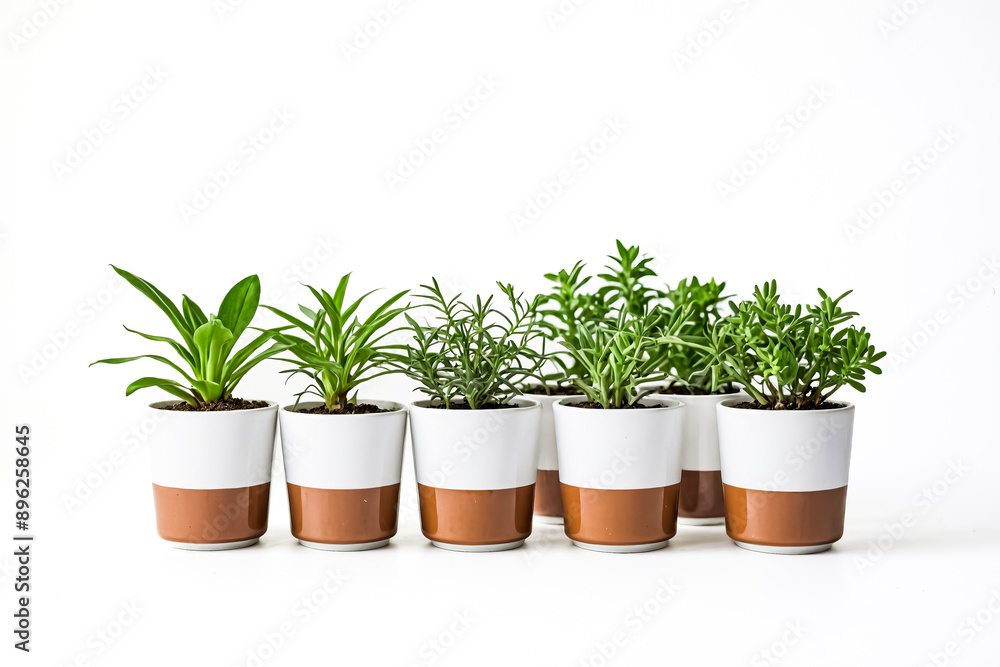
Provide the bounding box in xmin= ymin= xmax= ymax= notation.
xmin=111 ymin=265 xmax=195 ymax=349
xmin=298 ymin=305 xmax=320 ymax=323
xmin=182 ymin=295 xmax=208 ymax=330
xmin=227 ymin=343 xmax=287 ymax=388
xmin=217 ymin=275 xmax=261 ymax=342
xmin=125 ymin=377 xmax=198 ymax=405
xmin=122 ymin=326 xmax=195 ymax=368
xmin=191 ymin=379 xmax=225 ymax=403
xmin=261 ymin=304 xmax=312 ymax=332
xmin=193 ymin=319 xmax=234 ymax=381
xmin=224 ymin=327 xmax=290 ymax=379
xmin=90 ymin=354 xmax=196 ymax=385
xmin=331 ymin=273 xmax=351 ymax=312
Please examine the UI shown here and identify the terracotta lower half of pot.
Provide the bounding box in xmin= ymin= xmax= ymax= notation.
xmin=287 ymin=483 xmax=400 ymax=545
xmin=723 ymin=484 xmax=848 ymax=547
xmin=533 ymin=469 xmax=563 ymax=519
xmin=678 ymin=470 xmax=725 ymax=519
xmin=152 ymin=483 xmax=270 ymax=544
xmin=417 ymin=484 xmax=534 ymax=546
xmin=560 ymin=483 xmax=681 ymax=546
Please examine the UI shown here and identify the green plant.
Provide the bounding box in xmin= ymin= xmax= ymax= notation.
xmin=596 ymin=241 xmax=664 ymax=317
xmin=91 ymin=267 xmax=286 ymax=406
xmin=402 ymin=279 xmax=545 ymax=409
xmin=263 ymin=274 xmax=409 ymax=411
xmin=534 ymin=260 xmax=611 ymax=390
xmin=562 ymin=307 xmax=687 ymax=409
xmin=707 ymin=280 xmax=886 ymax=409
xmin=656 ymin=276 xmax=734 ymax=393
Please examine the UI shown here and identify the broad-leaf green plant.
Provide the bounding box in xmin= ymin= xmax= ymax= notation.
xmin=91 ymin=266 xmax=287 ymax=407
xmin=263 ymin=274 xmax=409 ymax=412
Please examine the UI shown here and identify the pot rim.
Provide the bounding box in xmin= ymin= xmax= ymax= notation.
xmin=718 ymin=397 xmax=855 ymax=413
xmin=148 ymin=399 xmax=278 ymax=414
xmin=409 ymin=396 xmax=540 ymax=412
xmin=554 ymin=395 xmax=683 ymax=411
xmin=281 ymin=399 xmax=406 ymax=416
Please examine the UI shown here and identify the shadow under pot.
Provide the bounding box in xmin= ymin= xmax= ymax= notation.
xmin=532 ymin=394 xmax=565 ymax=525
xmin=148 ymin=400 xmax=278 ymax=550
xmin=278 ymin=400 xmax=407 ymax=551
xmin=409 ymin=398 xmax=541 ymax=552
xmin=717 ymin=399 xmax=854 ymax=555
xmin=670 ymin=391 xmax=747 ymax=526
xmin=552 ymin=396 xmax=684 ymax=553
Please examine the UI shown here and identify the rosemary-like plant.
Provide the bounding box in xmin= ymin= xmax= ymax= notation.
xmin=402 ymin=279 xmax=545 ymax=409
xmin=263 ymin=274 xmax=409 ymax=411
xmin=91 ymin=267 xmax=286 ymax=406
xmin=708 ymin=280 xmax=885 ymax=409
xmin=562 ymin=308 xmax=687 ymax=409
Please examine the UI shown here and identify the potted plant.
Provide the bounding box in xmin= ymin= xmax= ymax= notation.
xmin=92 ymin=267 xmax=286 ymax=550
xmin=552 ymin=309 xmax=686 ymax=553
xmin=264 ymin=274 xmax=410 ymax=551
xmin=526 ymin=242 xmax=660 ymax=524
xmin=654 ymin=277 xmax=744 ymax=526
xmin=526 ymin=260 xmax=605 ymax=524
xmin=709 ymin=281 xmax=885 ymax=554
xmin=401 ymin=279 xmax=544 ymax=552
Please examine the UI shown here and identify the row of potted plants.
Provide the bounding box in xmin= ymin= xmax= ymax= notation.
xmin=92 ymin=243 xmax=884 ymax=555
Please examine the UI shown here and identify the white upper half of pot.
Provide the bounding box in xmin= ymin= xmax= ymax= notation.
xmin=147 ymin=401 xmax=278 ymax=490
xmin=668 ymin=391 xmax=749 ymax=472
xmin=530 ymin=393 xmax=565 ymax=472
xmin=279 ymin=399 xmax=407 ymax=490
xmin=552 ymin=395 xmax=684 ymax=490
xmin=409 ymin=397 xmax=541 ymax=491
xmin=717 ymin=399 xmax=855 ymax=492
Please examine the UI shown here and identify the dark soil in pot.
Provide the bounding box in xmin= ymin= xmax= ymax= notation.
xmin=427 ymin=402 xmax=518 ymax=410
xmin=298 ymin=403 xmax=395 ymax=415
xmin=733 ymin=401 xmax=846 ymax=411
xmin=657 ymin=384 xmax=739 ymax=396
xmin=568 ymin=402 xmax=654 ymax=410
xmin=159 ymin=398 xmax=269 ymax=412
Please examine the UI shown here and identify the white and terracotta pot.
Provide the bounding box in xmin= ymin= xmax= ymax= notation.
xmin=669 ymin=390 xmax=747 ymax=526
xmin=409 ymin=398 xmax=541 ymax=552
xmin=532 ymin=393 xmax=565 ymax=524
xmin=278 ymin=400 xmax=407 ymax=551
xmin=552 ymin=396 xmax=684 ymax=553
xmin=148 ymin=400 xmax=278 ymax=550
xmin=717 ymin=399 xmax=854 ymax=555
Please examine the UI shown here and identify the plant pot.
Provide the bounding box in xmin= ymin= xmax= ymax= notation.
xmin=716 ymin=399 xmax=854 ymax=555
xmin=552 ymin=396 xmax=684 ymax=553
xmin=278 ymin=400 xmax=407 ymax=551
xmin=669 ymin=391 xmax=747 ymax=526
xmin=409 ymin=398 xmax=541 ymax=552
xmin=532 ymin=394 xmax=565 ymax=525
xmin=148 ymin=400 xmax=278 ymax=550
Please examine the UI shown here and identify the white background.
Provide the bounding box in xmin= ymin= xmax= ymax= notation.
xmin=2 ymin=0 xmax=999 ymax=665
